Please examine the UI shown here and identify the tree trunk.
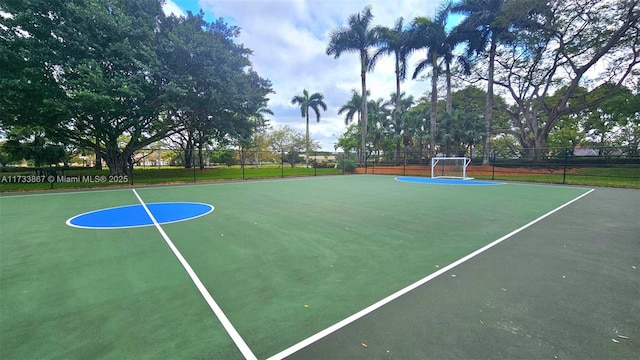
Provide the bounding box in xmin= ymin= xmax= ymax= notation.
xmin=94 ymin=149 xmax=102 ymax=170
xmin=516 ymin=110 xmax=552 ymax=161
xmin=360 ymin=52 xmax=368 ymax=166
xmin=101 ymin=147 xmax=132 ymax=176
xmin=94 ymin=136 xmax=102 ymax=169
xmin=446 ymin=61 xmax=452 ymax=115
xmin=483 ymin=38 xmax=497 ymax=165
xmin=429 ymin=51 xmax=438 ymax=158
xmin=184 ymin=147 xmax=193 ymax=168
xmin=198 ymin=143 xmax=205 ymax=170
xmin=526 ymin=147 xmax=541 ymax=161
xmin=306 ymin=112 xmax=310 ymax=168
xmin=394 ymin=56 xmax=402 ymax=164
xmin=254 ymin=130 xmax=260 ymax=168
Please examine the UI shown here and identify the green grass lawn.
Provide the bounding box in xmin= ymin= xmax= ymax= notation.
xmin=474 ymin=166 xmax=640 ymax=189
xmin=0 ymin=165 xmax=343 ymax=192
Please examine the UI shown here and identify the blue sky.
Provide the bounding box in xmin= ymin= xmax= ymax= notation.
xmin=163 ymin=0 xmax=463 ymax=150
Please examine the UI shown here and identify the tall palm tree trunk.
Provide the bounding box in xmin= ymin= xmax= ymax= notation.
xmin=306 ymin=113 xmax=310 ymax=168
xmin=484 ymin=38 xmax=496 ymax=165
xmin=360 ymin=55 xmax=368 ymax=165
xmin=395 ymin=57 xmax=402 ymax=162
xmin=446 ymin=61 xmax=452 ymax=115
xmin=429 ymin=51 xmax=438 ymax=158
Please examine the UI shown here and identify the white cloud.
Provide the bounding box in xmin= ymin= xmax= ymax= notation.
xmin=166 ymin=0 xmax=444 ymax=150
xmin=162 ymin=0 xmax=186 ymax=17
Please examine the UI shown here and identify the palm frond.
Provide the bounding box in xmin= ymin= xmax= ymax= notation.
xmin=412 ymin=58 xmax=433 ymax=79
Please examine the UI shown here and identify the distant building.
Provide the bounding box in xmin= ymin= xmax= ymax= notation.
xmin=301 ymin=154 xmax=336 ymax=163
xmin=573 ymin=147 xmax=624 ymax=156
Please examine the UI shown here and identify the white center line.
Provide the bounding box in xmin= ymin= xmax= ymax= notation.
xmin=132 ymin=189 xmax=257 ymax=360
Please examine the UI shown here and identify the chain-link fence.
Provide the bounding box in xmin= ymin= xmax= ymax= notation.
xmin=0 ymin=145 xmax=638 ymax=191
xmin=486 ymin=146 xmax=640 ymax=185
xmin=0 ymin=146 xmax=359 ymax=190
xmin=359 ymin=146 xmax=640 ymax=186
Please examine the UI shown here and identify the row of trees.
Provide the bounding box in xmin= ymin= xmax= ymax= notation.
xmin=0 ymin=124 xmax=323 ymax=170
xmin=0 ymin=0 xmax=273 ymax=175
xmin=327 ymin=0 xmax=639 ymax=163
xmin=2 ymin=0 xmax=638 ymax=173
xmin=335 ymin=83 xmax=640 ymax=163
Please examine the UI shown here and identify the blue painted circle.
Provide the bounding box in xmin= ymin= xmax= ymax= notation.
xmin=395 ymin=176 xmax=503 ymax=186
xmin=66 ymin=202 xmax=214 ymax=229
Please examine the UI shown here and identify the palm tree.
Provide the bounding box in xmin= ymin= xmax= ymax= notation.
xmin=406 ymin=16 xmax=440 ymax=158
xmin=338 ymin=89 xmax=370 ymax=162
xmin=291 ymin=89 xmax=327 ymax=168
xmin=408 ymin=3 xmax=462 ymax=156
xmin=251 ymin=104 xmax=273 ymax=129
xmin=372 ymin=18 xmax=410 ymax=120
xmin=338 ymin=89 xmax=372 ymax=125
xmin=406 ymin=3 xmax=456 ymax=158
xmin=250 ymin=104 xmax=273 ymax=167
xmin=338 ymin=89 xmax=363 ymax=126
xmin=367 ymin=97 xmax=390 ymax=160
xmin=385 ymin=92 xmax=415 ymax=162
xmin=451 ymin=0 xmax=508 ymax=164
xmin=327 ymin=6 xmax=379 ymax=165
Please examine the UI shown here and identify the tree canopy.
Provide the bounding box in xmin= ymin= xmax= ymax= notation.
xmin=0 ymin=0 xmax=272 ymax=174
xmin=329 ymin=0 xmax=639 ymax=160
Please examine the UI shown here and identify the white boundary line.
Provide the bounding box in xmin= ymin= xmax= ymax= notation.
xmin=131 ymin=189 xmax=257 ymax=360
xmin=266 ymin=188 xmax=596 ymax=360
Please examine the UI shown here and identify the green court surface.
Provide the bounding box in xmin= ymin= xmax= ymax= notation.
xmin=0 ymin=175 xmax=638 ymax=359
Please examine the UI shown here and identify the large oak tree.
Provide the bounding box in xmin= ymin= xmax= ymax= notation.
xmin=1 ymin=0 xmax=170 ymax=175
xmin=0 ymin=0 xmax=272 ymax=175
xmin=462 ymin=0 xmax=639 ymax=159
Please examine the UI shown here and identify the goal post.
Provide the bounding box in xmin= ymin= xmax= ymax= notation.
xmin=431 ymin=157 xmax=473 ymax=180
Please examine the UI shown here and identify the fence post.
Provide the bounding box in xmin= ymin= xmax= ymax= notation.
xmin=130 ymin=155 xmax=135 ymax=185
xmin=371 ymin=152 xmax=375 ymax=174
xmin=364 ymin=152 xmax=367 ymax=174
xmin=562 ymin=148 xmax=569 ymax=184
xmin=491 ymin=149 xmax=496 ymax=181
xmin=314 ymin=150 xmax=317 ymax=176
xmin=403 ymin=149 xmax=407 ymax=176
xmin=191 ymin=149 xmax=196 ymax=182
xmin=241 ymin=149 xmax=245 ymax=180
xmin=281 ymin=150 xmax=284 ymax=178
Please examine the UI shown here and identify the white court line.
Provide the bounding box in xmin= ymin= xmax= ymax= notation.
xmin=131 ymin=189 xmax=257 ymax=360
xmin=267 ymin=188 xmax=596 ymax=360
